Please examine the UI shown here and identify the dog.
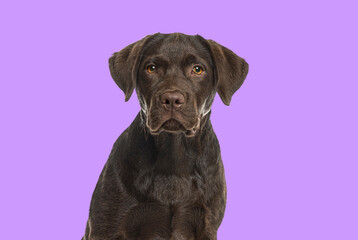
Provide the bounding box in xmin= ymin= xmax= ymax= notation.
xmin=83 ymin=33 xmax=248 ymax=240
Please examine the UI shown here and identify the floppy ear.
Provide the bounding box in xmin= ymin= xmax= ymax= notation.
xmin=109 ymin=34 xmax=156 ymax=101
xmin=207 ymin=40 xmax=249 ymax=106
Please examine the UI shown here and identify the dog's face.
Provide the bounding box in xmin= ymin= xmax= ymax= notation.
xmin=109 ymin=33 xmax=248 ymax=137
xmin=136 ymin=34 xmax=216 ymax=136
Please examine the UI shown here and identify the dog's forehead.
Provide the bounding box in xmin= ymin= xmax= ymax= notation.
xmin=144 ymin=34 xmax=211 ymax=62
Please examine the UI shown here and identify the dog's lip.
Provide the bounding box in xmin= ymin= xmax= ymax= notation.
xmin=148 ymin=118 xmax=199 ymax=136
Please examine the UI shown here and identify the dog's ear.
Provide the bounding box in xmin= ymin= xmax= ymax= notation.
xmin=207 ymin=40 xmax=249 ymax=106
xmin=109 ymin=34 xmax=156 ymax=101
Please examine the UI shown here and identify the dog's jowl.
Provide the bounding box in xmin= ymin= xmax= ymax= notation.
xmin=83 ymin=33 xmax=248 ymax=240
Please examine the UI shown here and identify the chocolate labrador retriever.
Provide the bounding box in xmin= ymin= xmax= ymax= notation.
xmin=83 ymin=33 xmax=248 ymax=240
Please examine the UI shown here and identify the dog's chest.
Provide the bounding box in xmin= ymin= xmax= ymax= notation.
xmin=134 ymin=170 xmax=204 ymax=204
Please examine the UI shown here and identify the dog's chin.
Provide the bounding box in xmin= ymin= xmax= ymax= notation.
xmin=148 ymin=119 xmax=197 ymax=137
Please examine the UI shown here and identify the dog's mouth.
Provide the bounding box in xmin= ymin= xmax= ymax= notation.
xmin=148 ymin=119 xmax=198 ymax=137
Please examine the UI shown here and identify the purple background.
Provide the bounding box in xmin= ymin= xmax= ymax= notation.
xmin=1 ymin=0 xmax=357 ymax=239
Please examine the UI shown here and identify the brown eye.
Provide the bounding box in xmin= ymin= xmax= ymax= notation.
xmin=192 ymin=66 xmax=203 ymax=75
xmin=147 ymin=65 xmax=156 ymax=73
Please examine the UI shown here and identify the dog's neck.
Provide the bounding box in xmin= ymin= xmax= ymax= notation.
xmin=127 ymin=111 xmax=217 ymax=176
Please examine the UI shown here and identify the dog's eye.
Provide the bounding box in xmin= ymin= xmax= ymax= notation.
xmin=147 ymin=65 xmax=156 ymax=73
xmin=192 ymin=66 xmax=203 ymax=75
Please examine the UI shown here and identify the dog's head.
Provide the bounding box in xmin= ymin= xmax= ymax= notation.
xmin=109 ymin=33 xmax=248 ymax=137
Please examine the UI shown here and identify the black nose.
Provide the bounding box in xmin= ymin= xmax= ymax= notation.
xmin=160 ymin=92 xmax=185 ymax=111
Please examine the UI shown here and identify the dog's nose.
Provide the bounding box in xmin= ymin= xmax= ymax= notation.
xmin=160 ymin=92 xmax=185 ymax=111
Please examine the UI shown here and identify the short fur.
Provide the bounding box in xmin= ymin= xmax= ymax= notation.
xmin=83 ymin=33 xmax=248 ymax=240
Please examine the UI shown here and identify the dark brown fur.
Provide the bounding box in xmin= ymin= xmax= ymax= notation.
xmin=83 ymin=33 xmax=248 ymax=240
